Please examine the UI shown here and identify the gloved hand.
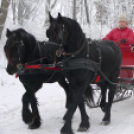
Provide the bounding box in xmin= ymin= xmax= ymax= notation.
xmin=120 ymin=39 xmax=127 ymax=44
xmin=131 ymin=44 xmax=134 ymax=52
xmin=131 ymin=46 xmax=134 ymax=52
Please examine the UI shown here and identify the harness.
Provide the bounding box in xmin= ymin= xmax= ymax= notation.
xmin=14 ymin=26 xmax=120 ymax=85
xmin=17 ymin=39 xmax=102 ymax=83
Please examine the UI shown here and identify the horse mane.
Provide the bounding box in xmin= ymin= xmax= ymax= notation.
xmin=62 ymin=17 xmax=86 ymax=49
xmin=16 ymin=28 xmax=37 ymax=47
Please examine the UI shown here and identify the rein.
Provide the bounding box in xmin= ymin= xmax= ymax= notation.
xmin=23 ymin=41 xmax=52 ymax=65
xmin=56 ymin=40 xmax=88 ymax=56
xmin=25 ymin=56 xmax=48 ymax=65
xmin=48 ymin=23 xmax=91 ymax=58
xmin=46 ymin=39 xmax=88 ymax=57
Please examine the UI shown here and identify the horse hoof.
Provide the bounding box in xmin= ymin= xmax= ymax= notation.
xmin=61 ymin=127 xmax=74 ymax=134
xmin=61 ymin=132 xmax=74 ymax=134
xmin=28 ymin=117 xmax=41 ymax=129
xmin=28 ymin=122 xmax=40 ymax=129
xmin=28 ymin=125 xmax=40 ymax=129
xmin=28 ymin=117 xmax=35 ymax=127
xmin=101 ymin=121 xmax=110 ymax=126
xmin=61 ymin=133 xmax=74 ymax=134
xmin=78 ymin=127 xmax=88 ymax=132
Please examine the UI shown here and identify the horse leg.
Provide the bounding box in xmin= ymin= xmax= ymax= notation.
xmin=77 ymin=97 xmax=90 ymax=132
xmin=22 ymin=91 xmax=33 ymax=124
xmin=101 ymin=65 xmax=120 ymax=125
xmin=62 ymin=89 xmax=74 ymax=121
xmin=61 ymin=83 xmax=90 ymax=134
xmin=63 ymin=95 xmax=89 ymax=131
xmin=98 ymin=82 xmax=108 ymax=113
xmin=101 ymin=83 xmax=116 ymax=125
xmin=22 ymin=83 xmax=42 ymax=129
xmin=29 ymin=94 xmax=41 ymax=129
xmin=58 ymin=77 xmax=74 ymax=109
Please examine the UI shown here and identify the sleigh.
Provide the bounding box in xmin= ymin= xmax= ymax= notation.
xmin=87 ymin=44 xmax=134 ymax=108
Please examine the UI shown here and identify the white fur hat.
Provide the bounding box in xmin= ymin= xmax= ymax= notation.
xmin=118 ymin=13 xmax=129 ymax=23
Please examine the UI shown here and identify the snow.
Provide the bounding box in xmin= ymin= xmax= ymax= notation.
xmin=0 ymin=69 xmax=134 ymax=134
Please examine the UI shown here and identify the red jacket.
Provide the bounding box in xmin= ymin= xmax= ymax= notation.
xmin=103 ymin=27 xmax=134 ymax=46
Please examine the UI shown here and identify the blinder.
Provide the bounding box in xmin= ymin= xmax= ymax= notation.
xmin=57 ymin=24 xmax=65 ymax=45
xmin=18 ymin=40 xmax=25 ymax=58
xmin=58 ymin=28 xmax=63 ymax=42
xmin=12 ymin=39 xmax=25 ymax=64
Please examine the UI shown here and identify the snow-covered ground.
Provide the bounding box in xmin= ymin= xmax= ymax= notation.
xmin=0 ymin=68 xmax=134 ymax=134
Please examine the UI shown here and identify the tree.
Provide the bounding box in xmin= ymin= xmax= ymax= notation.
xmin=0 ymin=0 xmax=10 ymax=39
xmin=44 ymin=0 xmax=51 ymax=27
xmin=73 ymin=0 xmax=76 ymax=20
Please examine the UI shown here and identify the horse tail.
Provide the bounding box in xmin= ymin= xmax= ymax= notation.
xmin=84 ymin=85 xmax=94 ymax=107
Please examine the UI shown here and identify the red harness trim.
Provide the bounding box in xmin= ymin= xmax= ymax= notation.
xmin=15 ymin=64 xmax=100 ymax=83
xmin=15 ymin=73 xmax=18 ymax=78
xmin=25 ymin=64 xmax=61 ymax=71
xmin=95 ymin=75 xmax=100 ymax=83
xmin=15 ymin=64 xmax=61 ymax=78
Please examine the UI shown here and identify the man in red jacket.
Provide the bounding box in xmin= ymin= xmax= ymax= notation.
xmin=103 ymin=14 xmax=134 ymax=46
xmin=103 ymin=14 xmax=134 ymax=79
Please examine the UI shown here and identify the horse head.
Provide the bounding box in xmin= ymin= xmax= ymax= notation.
xmin=47 ymin=13 xmax=86 ymax=54
xmin=46 ymin=13 xmax=69 ymax=47
xmin=4 ymin=28 xmax=43 ymax=74
xmin=4 ymin=28 xmax=28 ymax=75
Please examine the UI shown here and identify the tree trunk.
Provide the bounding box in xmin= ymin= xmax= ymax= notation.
xmin=84 ymin=0 xmax=90 ymax=25
xmin=73 ymin=0 xmax=76 ymax=20
xmin=0 ymin=0 xmax=10 ymax=39
xmin=12 ymin=0 xmax=18 ymax=24
xmin=44 ymin=0 xmax=51 ymax=27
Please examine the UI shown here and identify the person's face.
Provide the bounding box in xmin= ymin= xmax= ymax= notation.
xmin=119 ymin=21 xmax=127 ymax=29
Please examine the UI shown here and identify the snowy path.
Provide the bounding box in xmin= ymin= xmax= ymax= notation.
xmin=0 ymin=69 xmax=134 ymax=134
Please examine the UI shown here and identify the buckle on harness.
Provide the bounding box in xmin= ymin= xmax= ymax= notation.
xmin=17 ymin=64 xmax=25 ymax=73
xmin=56 ymin=50 xmax=62 ymax=57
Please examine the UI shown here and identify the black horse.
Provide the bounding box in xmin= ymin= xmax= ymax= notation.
xmin=47 ymin=13 xmax=122 ymax=134
xmin=4 ymin=28 xmax=74 ymax=129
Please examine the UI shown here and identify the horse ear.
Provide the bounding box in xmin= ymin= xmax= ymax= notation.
xmin=58 ymin=13 xmax=64 ymax=24
xmin=6 ymin=29 xmax=12 ymax=38
xmin=49 ymin=12 xmax=54 ymax=22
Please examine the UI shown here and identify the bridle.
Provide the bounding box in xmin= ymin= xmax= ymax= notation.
xmin=6 ymin=39 xmax=25 ymax=65
xmin=17 ymin=40 xmax=25 ymax=61
xmin=8 ymin=39 xmax=48 ymax=70
xmin=47 ymin=24 xmax=92 ymax=58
